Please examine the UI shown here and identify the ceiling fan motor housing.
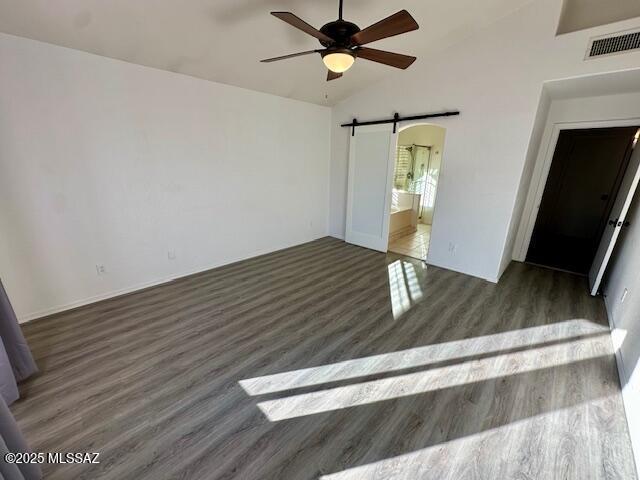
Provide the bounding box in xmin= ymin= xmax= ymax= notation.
xmin=319 ymin=20 xmax=361 ymax=48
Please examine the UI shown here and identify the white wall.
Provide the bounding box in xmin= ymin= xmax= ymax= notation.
xmin=329 ymin=0 xmax=640 ymax=282
xmin=604 ymin=190 xmax=640 ymax=473
xmin=0 ymin=33 xmax=331 ymax=322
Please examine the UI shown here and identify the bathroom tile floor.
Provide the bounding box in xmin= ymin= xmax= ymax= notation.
xmin=388 ymin=223 xmax=431 ymax=260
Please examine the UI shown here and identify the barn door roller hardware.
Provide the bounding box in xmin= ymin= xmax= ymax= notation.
xmin=342 ymin=110 xmax=460 ymax=136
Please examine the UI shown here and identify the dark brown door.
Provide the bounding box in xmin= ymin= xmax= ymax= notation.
xmin=527 ymin=126 xmax=638 ymax=274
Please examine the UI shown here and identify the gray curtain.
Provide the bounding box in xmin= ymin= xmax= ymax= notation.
xmin=0 ymin=396 xmax=41 ymax=480
xmin=0 ymin=281 xmax=37 ymax=404
xmin=0 ymin=281 xmax=41 ymax=480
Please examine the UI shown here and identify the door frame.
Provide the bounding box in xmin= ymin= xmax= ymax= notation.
xmin=514 ymin=117 xmax=640 ymax=262
xmin=395 ymin=122 xmax=447 ymax=262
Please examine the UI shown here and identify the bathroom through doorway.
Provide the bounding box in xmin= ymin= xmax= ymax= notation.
xmin=387 ymin=124 xmax=446 ymax=261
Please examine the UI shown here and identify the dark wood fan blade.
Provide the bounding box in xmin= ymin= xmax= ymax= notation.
xmin=356 ymin=47 xmax=416 ymax=69
xmin=327 ymin=70 xmax=343 ymax=81
xmin=271 ymin=12 xmax=334 ymax=43
xmin=351 ymin=10 xmax=419 ymax=46
xmin=261 ymin=50 xmax=320 ymax=63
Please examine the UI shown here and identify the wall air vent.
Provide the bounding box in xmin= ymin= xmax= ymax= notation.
xmin=586 ymin=28 xmax=640 ymax=59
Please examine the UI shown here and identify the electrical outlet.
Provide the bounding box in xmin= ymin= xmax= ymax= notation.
xmin=95 ymin=264 xmax=106 ymax=275
xmin=168 ymin=250 xmax=176 ymax=260
xmin=448 ymin=243 xmax=457 ymax=254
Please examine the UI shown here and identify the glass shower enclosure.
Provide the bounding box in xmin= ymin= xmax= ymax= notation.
xmin=393 ymin=144 xmax=439 ymax=223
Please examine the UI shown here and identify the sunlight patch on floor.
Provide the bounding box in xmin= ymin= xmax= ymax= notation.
xmin=239 ymin=319 xmax=607 ymax=396
xmin=256 ymin=334 xmax=610 ymax=421
xmin=388 ymin=260 xmax=423 ymax=319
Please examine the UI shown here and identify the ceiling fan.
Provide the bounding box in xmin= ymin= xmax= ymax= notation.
xmin=261 ymin=0 xmax=419 ymax=81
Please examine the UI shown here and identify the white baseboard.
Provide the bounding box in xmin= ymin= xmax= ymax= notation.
xmin=604 ymin=295 xmax=640 ymax=477
xmin=604 ymin=295 xmax=628 ymax=385
xmin=19 ymin=235 xmax=327 ymax=324
xmin=19 ymin=273 xmax=191 ymax=324
xmin=424 ymin=257 xmax=498 ymax=284
xmin=19 ymin=234 xmax=496 ymax=323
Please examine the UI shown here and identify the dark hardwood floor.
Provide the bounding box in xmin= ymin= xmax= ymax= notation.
xmin=12 ymin=237 xmax=637 ymax=479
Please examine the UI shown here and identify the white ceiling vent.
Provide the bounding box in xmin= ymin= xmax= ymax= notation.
xmin=585 ymin=28 xmax=640 ymax=59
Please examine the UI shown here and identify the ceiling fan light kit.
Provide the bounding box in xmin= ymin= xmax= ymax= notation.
xmin=261 ymin=0 xmax=419 ymax=81
xmin=322 ymin=49 xmax=355 ymax=73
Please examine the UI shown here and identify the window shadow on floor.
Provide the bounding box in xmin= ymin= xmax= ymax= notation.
xmin=236 ymin=354 xmax=632 ymax=479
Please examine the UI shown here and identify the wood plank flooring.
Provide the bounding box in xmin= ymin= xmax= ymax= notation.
xmin=12 ymin=237 xmax=637 ymax=479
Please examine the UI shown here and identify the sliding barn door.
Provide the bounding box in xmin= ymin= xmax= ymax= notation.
xmin=589 ymin=136 xmax=640 ymax=295
xmin=345 ymin=124 xmax=397 ymax=252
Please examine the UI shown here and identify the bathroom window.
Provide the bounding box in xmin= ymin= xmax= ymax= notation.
xmin=393 ymin=145 xmax=413 ymax=190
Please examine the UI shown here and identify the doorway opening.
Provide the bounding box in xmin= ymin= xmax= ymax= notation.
xmin=525 ymin=125 xmax=640 ymax=291
xmin=387 ymin=124 xmax=446 ymax=261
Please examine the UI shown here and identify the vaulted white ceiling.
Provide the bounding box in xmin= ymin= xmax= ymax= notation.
xmin=557 ymin=0 xmax=640 ymax=34
xmin=0 ymin=0 xmax=536 ymax=105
